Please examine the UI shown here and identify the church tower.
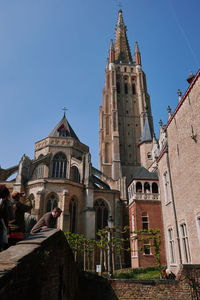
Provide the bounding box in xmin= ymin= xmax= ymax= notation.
xmin=99 ymin=10 xmax=154 ymax=185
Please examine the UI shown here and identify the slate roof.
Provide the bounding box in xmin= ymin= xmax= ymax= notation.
xmin=134 ymin=166 xmax=158 ymax=180
xmin=48 ymin=114 xmax=79 ymax=141
xmin=140 ymin=114 xmax=153 ymax=143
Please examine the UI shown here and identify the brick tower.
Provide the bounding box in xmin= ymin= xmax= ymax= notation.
xmin=99 ymin=10 xmax=154 ymax=185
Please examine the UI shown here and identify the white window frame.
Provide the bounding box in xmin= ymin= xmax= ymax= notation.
xmin=163 ymin=171 xmax=171 ymax=205
xmin=168 ymin=227 xmax=176 ymax=265
xmin=196 ymin=215 xmax=200 ymax=244
xmin=180 ymin=222 xmax=191 ymax=263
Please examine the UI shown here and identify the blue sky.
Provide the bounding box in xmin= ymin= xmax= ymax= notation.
xmin=0 ymin=0 xmax=199 ymax=170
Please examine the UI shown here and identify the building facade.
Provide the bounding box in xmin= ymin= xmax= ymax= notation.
xmin=0 ymin=114 xmax=123 ymax=241
xmin=156 ymin=70 xmax=200 ymax=274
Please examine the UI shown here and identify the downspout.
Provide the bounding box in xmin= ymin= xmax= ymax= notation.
xmin=166 ymin=148 xmax=182 ymax=265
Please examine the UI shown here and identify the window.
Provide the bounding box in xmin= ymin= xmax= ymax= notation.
xmin=124 ymin=83 xmax=128 ymax=94
xmin=52 ymin=152 xmax=67 ymax=178
xmin=196 ymin=216 xmax=200 ymax=243
xmin=152 ymin=182 xmax=158 ymax=193
xmin=142 ymin=212 xmax=149 ymax=230
xmin=180 ymin=223 xmax=191 ymax=263
xmin=70 ymin=166 xmax=80 ymax=183
xmin=131 ymin=239 xmax=138 ymax=257
xmin=46 ymin=193 xmax=58 ymax=212
xmin=69 ymin=198 xmax=77 ymax=233
xmin=163 ymin=171 xmax=170 ymax=204
xmin=168 ymin=228 xmax=175 ymax=264
xmin=132 ymin=214 xmax=135 ymax=233
xmin=147 ymin=152 xmax=152 ymax=159
xmin=132 ymin=83 xmax=136 ymax=94
xmin=143 ymin=240 xmax=151 ymax=255
xmin=105 ymin=143 xmax=109 ymax=163
xmin=94 ymin=199 xmax=109 ymax=234
xmin=117 ymin=82 xmax=120 ymax=94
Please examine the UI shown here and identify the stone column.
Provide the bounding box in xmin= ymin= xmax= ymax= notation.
xmin=60 ymin=189 xmax=70 ymax=232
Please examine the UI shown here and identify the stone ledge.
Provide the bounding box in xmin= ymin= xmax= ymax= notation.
xmin=109 ymin=278 xmax=178 ymax=285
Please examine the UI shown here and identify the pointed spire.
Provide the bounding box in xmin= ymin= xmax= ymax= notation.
xmin=109 ymin=39 xmax=115 ymax=63
xmin=114 ymin=10 xmax=133 ymax=64
xmin=140 ymin=112 xmax=153 ymax=143
xmin=134 ymin=41 xmax=141 ymax=65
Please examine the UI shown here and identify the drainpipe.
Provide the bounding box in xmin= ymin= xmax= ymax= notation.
xmin=166 ymin=148 xmax=182 ymax=266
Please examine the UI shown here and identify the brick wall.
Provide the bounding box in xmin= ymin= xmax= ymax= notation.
xmin=0 ymin=229 xmax=78 ymax=300
xmin=109 ymin=265 xmax=200 ymax=300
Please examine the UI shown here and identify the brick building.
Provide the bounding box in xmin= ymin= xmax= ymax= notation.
xmin=156 ymin=70 xmax=200 ymax=274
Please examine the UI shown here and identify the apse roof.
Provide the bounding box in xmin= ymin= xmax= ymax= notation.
xmin=48 ymin=114 xmax=79 ymax=141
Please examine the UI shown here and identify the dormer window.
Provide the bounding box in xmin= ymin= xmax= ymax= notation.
xmin=58 ymin=124 xmax=68 ymax=137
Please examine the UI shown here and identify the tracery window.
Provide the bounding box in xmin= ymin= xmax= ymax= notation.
xmin=70 ymin=166 xmax=80 ymax=183
xmin=46 ymin=193 xmax=58 ymax=212
xmin=69 ymin=198 xmax=77 ymax=233
xmin=52 ymin=152 xmax=67 ymax=178
xmin=94 ymin=199 xmax=109 ymax=234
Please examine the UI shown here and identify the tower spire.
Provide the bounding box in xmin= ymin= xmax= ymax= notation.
xmin=109 ymin=39 xmax=115 ymax=63
xmin=114 ymin=10 xmax=133 ymax=64
xmin=134 ymin=41 xmax=141 ymax=66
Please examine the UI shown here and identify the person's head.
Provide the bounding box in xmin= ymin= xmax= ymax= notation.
xmin=11 ymin=191 xmax=26 ymax=201
xmin=52 ymin=207 xmax=62 ymax=218
xmin=0 ymin=184 xmax=10 ymax=199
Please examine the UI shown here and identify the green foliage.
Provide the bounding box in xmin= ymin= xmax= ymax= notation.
xmin=132 ymin=228 xmax=162 ymax=268
xmin=112 ymin=266 xmax=161 ymax=279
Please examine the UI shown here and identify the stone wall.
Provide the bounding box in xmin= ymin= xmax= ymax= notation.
xmin=110 ymin=265 xmax=200 ymax=300
xmin=0 ymin=229 xmax=78 ymax=300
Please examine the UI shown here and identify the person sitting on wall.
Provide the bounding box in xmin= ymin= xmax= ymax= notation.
xmin=0 ymin=185 xmax=14 ymax=251
xmin=24 ymin=208 xmax=37 ymax=238
xmin=8 ymin=191 xmax=32 ymax=246
xmin=30 ymin=207 xmax=62 ymax=235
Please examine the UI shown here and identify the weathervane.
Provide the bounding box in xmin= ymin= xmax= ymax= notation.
xmin=62 ymin=107 xmax=68 ymax=117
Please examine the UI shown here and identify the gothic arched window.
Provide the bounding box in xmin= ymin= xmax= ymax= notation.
xmin=69 ymin=198 xmax=77 ymax=233
xmin=70 ymin=166 xmax=80 ymax=183
xmin=52 ymin=152 xmax=67 ymax=178
xmin=94 ymin=199 xmax=109 ymax=234
xmin=46 ymin=193 xmax=58 ymax=212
